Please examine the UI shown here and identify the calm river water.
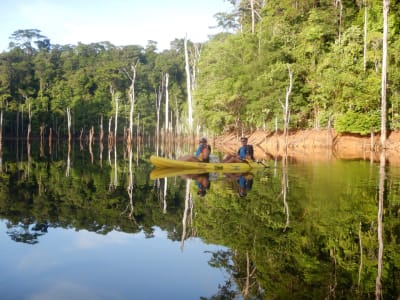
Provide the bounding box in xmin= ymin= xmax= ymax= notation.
xmin=0 ymin=140 xmax=399 ymax=299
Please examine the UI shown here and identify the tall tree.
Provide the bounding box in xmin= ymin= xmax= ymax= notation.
xmin=381 ymin=0 xmax=389 ymax=148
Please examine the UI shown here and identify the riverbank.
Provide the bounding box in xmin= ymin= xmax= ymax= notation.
xmin=213 ymin=129 xmax=400 ymax=165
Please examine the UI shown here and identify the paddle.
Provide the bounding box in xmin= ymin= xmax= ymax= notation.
xmin=244 ymin=159 xmax=269 ymax=168
xmin=256 ymin=160 xmax=269 ymax=168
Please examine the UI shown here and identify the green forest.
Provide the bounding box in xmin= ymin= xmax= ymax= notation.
xmin=0 ymin=0 xmax=399 ymax=139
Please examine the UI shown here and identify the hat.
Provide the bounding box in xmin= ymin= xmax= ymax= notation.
xmin=240 ymin=137 xmax=248 ymax=141
xmin=199 ymin=137 xmax=207 ymax=143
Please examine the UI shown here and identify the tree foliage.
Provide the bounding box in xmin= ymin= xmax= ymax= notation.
xmin=1 ymin=1 xmax=400 ymax=137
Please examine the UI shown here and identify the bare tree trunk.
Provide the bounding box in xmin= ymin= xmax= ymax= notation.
xmin=165 ymin=73 xmax=169 ymax=133
xmin=363 ymin=0 xmax=368 ymax=72
xmin=125 ymin=61 xmax=138 ymax=147
xmin=335 ymin=0 xmax=343 ymax=45
xmin=27 ymin=102 xmax=32 ymax=144
xmin=79 ymin=128 xmax=83 ymax=151
xmin=136 ymin=113 xmax=140 ymax=166
xmin=281 ymin=65 xmax=293 ymax=152
xmin=114 ymin=94 xmax=119 ymax=145
xmin=155 ymin=88 xmax=162 ymax=156
xmin=66 ymin=107 xmax=72 ymax=177
xmin=380 ymin=0 xmax=389 ymax=148
xmin=108 ymin=116 xmax=113 ymax=150
xmin=48 ymin=127 xmax=52 ymax=154
xmin=66 ymin=107 xmax=72 ymax=143
xmin=40 ymin=124 xmax=45 ymax=157
xmin=250 ymin=0 xmax=255 ymax=34
xmin=184 ymin=35 xmax=193 ymax=133
xmin=110 ymin=85 xmax=119 ymax=146
xmin=99 ymin=114 xmax=104 ymax=145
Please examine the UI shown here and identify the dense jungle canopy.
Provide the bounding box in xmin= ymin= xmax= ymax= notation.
xmin=0 ymin=0 xmax=399 ymax=138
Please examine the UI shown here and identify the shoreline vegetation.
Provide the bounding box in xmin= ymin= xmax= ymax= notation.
xmin=2 ymin=129 xmax=400 ymax=165
xmin=213 ymin=129 xmax=400 ymax=166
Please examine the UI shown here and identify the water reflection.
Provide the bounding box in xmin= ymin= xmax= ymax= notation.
xmin=375 ymin=150 xmax=385 ymax=299
xmin=0 ymin=140 xmax=399 ymax=299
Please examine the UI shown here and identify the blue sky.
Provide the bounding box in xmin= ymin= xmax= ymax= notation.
xmin=0 ymin=0 xmax=232 ymax=52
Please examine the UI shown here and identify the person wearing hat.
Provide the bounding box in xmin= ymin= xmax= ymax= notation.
xmin=179 ymin=137 xmax=211 ymax=162
xmin=222 ymin=137 xmax=254 ymax=163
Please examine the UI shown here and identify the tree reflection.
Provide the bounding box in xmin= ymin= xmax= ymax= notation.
xmin=375 ymin=150 xmax=385 ymax=299
xmin=6 ymin=220 xmax=49 ymax=244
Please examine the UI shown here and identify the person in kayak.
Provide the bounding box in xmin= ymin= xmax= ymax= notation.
xmin=222 ymin=136 xmax=254 ymax=163
xmin=179 ymin=137 xmax=211 ymax=162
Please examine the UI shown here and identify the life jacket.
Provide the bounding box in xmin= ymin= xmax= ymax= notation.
xmin=238 ymin=145 xmax=254 ymax=160
xmin=199 ymin=144 xmax=211 ymax=162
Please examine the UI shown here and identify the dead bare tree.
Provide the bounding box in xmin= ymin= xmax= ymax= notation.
xmin=27 ymin=100 xmax=31 ymax=143
xmin=124 ymin=61 xmax=139 ymax=147
xmin=280 ymin=65 xmax=293 ymax=152
xmin=110 ymin=85 xmax=119 ymax=146
xmin=40 ymin=124 xmax=45 ymax=157
xmin=335 ymin=0 xmax=343 ymax=45
xmin=363 ymin=0 xmax=368 ymax=72
xmin=380 ymin=0 xmax=389 ymax=148
xmin=184 ymin=35 xmax=193 ymax=133
xmin=65 ymin=108 xmax=72 ymax=177
xmin=155 ymin=87 xmax=162 ymax=156
xmin=99 ymin=114 xmax=104 ymax=145
xmin=66 ymin=107 xmax=72 ymax=143
xmin=165 ymin=73 xmax=169 ymax=133
xmin=48 ymin=127 xmax=52 ymax=154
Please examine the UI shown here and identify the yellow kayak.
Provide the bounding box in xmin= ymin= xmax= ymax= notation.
xmin=150 ymin=155 xmax=265 ymax=172
xmin=150 ymin=167 xmax=249 ymax=180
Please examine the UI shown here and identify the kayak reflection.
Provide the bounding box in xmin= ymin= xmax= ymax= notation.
xmin=150 ymin=168 xmax=254 ymax=197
